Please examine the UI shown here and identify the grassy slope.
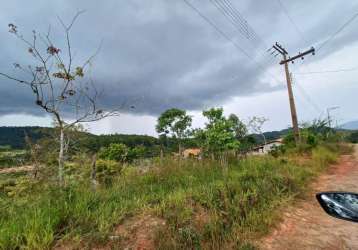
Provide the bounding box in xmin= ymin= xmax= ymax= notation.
xmin=0 ymin=144 xmax=346 ymax=250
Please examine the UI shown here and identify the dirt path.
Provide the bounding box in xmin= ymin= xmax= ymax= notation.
xmin=260 ymin=145 xmax=358 ymax=250
xmin=0 ymin=165 xmax=33 ymax=174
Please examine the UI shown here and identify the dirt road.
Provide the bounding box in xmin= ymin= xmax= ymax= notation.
xmin=260 ymin=145 xmax=358 ymax=250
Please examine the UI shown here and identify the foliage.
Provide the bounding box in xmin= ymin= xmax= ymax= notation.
xmin=95 ymin=159 xmax=123 ymax=185
xmin=228 ymin=114 xmax=248 ymax=140
xmin=156 ymin=108 xmax=192 ymax=138
xmin=98 ymin=143 xmax=147 ymax=163
xmin=0 ymin=143 xmax=343 ymax=249
xmin=156 ymin=108 xmax=192 ymax=154
xmin=127 ymin=145 xmax=146 ymax=161
xmin=347 ymin=131 xmax=358 ymax=143
xmin=0 ymin=150 xmax=27 ymax=169
xmin=195 ymin=108 xmax=241 ymax=157
xmin=0 ymin=127 xmax=51 ymax=149
xmin=99 ymin=143 xmax=128 ymax=162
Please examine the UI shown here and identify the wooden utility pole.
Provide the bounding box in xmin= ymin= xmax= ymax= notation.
xmin=272 ymin=43 xmax=315 ymax=144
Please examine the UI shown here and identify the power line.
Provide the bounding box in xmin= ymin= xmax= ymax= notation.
xmin=276 ymin=0 xmax=308 ymax=45
xmin=182 ymin=0 xmax=284 ymax=85
xmin=295 ymin=66 xmax=358 ymax=75
xmin=209 ymin=0 xmax=259 ymax=45
xmin=220 ymin=0 xmax=267 ymax=46
xmin=182 ymin=0 xmax=253 ymax=60
xmin=275 ymin=0 xmax=315 ymax=76
xmin=209 ymin=0 xmax=275 ymax=67
xmin=292 ymin=75 xmax=323 ymax=115
xmin=317 ymin=12 xmax=358 ymax=52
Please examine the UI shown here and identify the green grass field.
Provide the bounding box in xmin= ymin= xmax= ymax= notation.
xmin=0 ymin=144 xmax=348 ymax=249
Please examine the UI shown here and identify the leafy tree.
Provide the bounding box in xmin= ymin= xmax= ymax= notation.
xmin=99 ymin=143 xmax=128 ymax=163
xmin=156 ymin=108 xmax=192 ymax=155
xmin=228 ymin=114 xmax=247 ymax=139
xmin=127 ymin=145 xmax=146 ymax=162
xmin=198 ymin=108 xmax=240 ymax=160
xmin=238 ymin=135 xmax=256 ymax=154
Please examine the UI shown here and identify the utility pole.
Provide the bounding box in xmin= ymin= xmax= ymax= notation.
xmin=272 ymin=43 xmax=315 ymax=144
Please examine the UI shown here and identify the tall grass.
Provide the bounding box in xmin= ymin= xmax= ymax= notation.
xmin=0 ymin=145 xmax=341 ymax=249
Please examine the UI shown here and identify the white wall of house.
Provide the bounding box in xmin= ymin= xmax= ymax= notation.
xmin=249 ymin=141 xmax=283 ymax=155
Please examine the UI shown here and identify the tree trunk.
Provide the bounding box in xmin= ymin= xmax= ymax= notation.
xmin=91 ymin=153 xmax=98 ymax=191
xmin=58 ymin=127 xmax=65 ymax=185
xmin=178 ymin=142 xmax=182 ymax=158
xmin=262 ymin=133 xmax=267 ymax=145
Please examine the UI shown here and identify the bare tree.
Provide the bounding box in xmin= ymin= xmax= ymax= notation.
xmin=0 ymin=12 xmax=118 ymax=185
xmin=248 ymin=116 xmax=269 ymax=144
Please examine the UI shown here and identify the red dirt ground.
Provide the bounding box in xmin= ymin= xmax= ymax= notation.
xmin=260 ymin=145 xmax=358 ymax=250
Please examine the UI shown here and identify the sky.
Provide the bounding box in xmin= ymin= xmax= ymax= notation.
xmin=0 ymin=0 xmax=357 ymax=136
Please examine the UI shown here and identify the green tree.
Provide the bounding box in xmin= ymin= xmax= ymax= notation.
xmin=156 ymin=108 xmax=192 ymax=155
xmin=228 ymin=114 xmax=247 ymax=139
xmin=127 ymin=145 xmax=146 ymax=162
xmin=198 ymin=108 xmax=241 ymax=160
xmin=99 ymin=143 xmax=128 ymax=163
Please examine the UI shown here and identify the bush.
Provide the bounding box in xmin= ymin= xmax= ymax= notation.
xmin=96 ymin=159 xmax=123 ymax=185
xmin=348 ymin=131 xmax=358 ymax=143
xmin=99 ymin=143 xmax=128 ymax=162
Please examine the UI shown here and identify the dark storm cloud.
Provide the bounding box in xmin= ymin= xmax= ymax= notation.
xmin=0 ymin=0 xmax=357 ymax=117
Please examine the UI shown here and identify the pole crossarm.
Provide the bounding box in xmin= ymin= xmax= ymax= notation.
xmin=273 ymin=42 xmax=288 ymax=55
xmin=280 ymin=47 xmax=315 ymax=65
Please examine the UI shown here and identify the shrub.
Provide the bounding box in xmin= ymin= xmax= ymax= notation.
xmin=348 ymin=131 xmax=358 ymax=143
xmin=99 ymin=143 xmax=128 ymax=162
xmin=96 ymin=159 xmax=123 ymax=185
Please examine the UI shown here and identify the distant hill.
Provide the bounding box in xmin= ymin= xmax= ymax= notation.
xmin=252 ymin=128 xmax=291 ymax=144
xmin=0 ymin=126 xmax=160 ymax=150
xmin=341 ymin=120 xmax=358 ymax=130
xmin=0 ymin=126 xmax=291 ymax=150
xmin=0 ymin=126 xmax=52 ymax=149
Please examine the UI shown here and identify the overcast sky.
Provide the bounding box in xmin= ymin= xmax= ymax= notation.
xmin=0 ymin=0 xmax=357 ymax=136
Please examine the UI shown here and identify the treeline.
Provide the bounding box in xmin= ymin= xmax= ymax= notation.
xmin=0 ymin=124 xmax=292 ymax=153
xmin=0 ymin=126 xmax=201 ymax=158
xmin=0 ymin=126 xmax=51 ymax=149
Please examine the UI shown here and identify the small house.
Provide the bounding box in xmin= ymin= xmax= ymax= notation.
xmin=249 ymin=138 xmax=283 ymax=155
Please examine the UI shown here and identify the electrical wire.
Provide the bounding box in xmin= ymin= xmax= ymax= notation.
xmin=220 ymin=0 xmax=266 ymax=46
xmin=209 ymin=0 xmax=275 ymax=68
xmin=213 ymin=0 xmax=259 ymax=44
xmin=317 ymin=12 xmax=358 ymax=52
xmin=182 ymin=0 xmax=284 ymax=85
xmin=291 ymin=75 xmax=323 ymax=116
xmin=182 ymin=0 xmax=252 ymax=60
xmin=209 ymin=0 xmax=259 ymax=45
xmin=276 ymin=0 xmax=308 ymax=45
xmin=219 ymin=0 xmax=273 ymax=63
xmin=294 ymin=66 xmax=358 ymax=75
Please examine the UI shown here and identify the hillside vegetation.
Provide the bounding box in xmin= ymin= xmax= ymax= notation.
xmin=0 ymin=111 xmax=353 ymax=249
xmin=0 ymin=142 xmax=350 ymax=249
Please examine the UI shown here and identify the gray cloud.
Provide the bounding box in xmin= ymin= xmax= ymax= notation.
xmin=0 ymin=0 xmax=357 ymax=118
